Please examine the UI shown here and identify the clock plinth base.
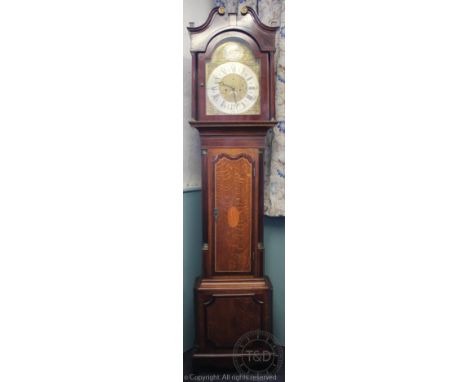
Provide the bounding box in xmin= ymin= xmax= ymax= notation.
xmin=192 ymin=350 xmax=277 ymax=372
xmin=192 ymin=276 xmax=273 ymax=371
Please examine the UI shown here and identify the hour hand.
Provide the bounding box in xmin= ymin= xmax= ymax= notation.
xmin=219 ymin=81 xmax=234 ymax=90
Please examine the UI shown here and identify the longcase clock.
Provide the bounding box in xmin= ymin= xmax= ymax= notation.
xmin=187 ymin=6 xmax=278 ymax=369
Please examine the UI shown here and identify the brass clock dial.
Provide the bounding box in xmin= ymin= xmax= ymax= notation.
xmin=207 ymin=62 xmax=259 ymax=115
xmin=205 ymin=40 xmax=261 ymax=115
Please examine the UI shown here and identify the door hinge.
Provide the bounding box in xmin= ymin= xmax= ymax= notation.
xmin=214 ymin=208 xmax=219 ymax=221
xmin=253 ymin=167 xmax=256 ymax=177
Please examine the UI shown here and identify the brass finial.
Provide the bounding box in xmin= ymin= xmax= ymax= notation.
xmin=218 ymin=6 xmax=225 ymax=15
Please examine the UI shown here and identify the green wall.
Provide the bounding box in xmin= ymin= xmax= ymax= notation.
xmin=264 ymin=215 xmax=285 ymax=346
xmin=183 ymin=190 xmax=203 ymax=352
xmin=183 ymin=190 xmax=285 ymax=351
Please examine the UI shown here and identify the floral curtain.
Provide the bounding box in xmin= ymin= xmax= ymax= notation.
xmin=214 ymin=0 xmax=285 ymax=217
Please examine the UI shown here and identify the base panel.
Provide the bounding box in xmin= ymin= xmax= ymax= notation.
xmin=193 ymin=277 xmax=273 ymax=370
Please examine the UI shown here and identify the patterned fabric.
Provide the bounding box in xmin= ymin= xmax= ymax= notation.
xmin=214 ymin=0 xmax=285 ymax=216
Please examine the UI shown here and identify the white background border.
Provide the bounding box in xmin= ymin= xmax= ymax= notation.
xmin=1 ymin=1 xmax=468 ymax=381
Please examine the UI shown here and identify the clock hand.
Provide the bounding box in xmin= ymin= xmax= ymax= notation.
xmin=219 ymin=81 xmax=235 ymax=91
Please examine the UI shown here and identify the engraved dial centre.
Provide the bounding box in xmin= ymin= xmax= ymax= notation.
xmin=219 ymin=74 xmax=247 ymax=103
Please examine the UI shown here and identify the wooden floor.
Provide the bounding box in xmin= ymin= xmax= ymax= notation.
xmin=183 ymin=349 xmax=285 ymax=382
